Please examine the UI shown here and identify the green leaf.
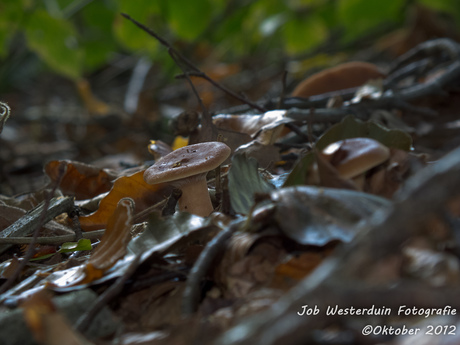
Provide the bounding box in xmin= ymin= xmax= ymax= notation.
xmin=228 ymin=154 xmax=275 ymax=214
xmin=80 ymin=1 xmax=118 ymax=70
xmin=315 ymin=115 xmax=412 ymax=151
xmin=165 ymin=0 xmax=216 ymax=40
xmin=0 ymin=0 xmax=27 ymax=57
xmin=337 ymin=0 xmax=405 ymax=41
xmin=128 ymin=212 xmax=211 ymax=257
xmin=24 ymin=9 xmax=82 ymax=79
xmin=58 ymin=238 xmax=92 ymax=253
xmin=30 ymin=253 xmax=56 ymax=261
xmin=283 ymin=14 xmax=327 ymax=54
xmin=417 ymin=0 xmax=460 ymax=22
xmin=282 ymin=151 xmax=315 ymax=187
xmin=113 ymin=0 xmax=160 ymax=53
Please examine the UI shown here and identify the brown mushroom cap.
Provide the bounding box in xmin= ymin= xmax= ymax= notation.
xmin=321 ymin=138 xmax=390 ymax=179
xmin=291 ymin=62 xmax=386 ymax=98
xmin=144 ymin=141 xmax=231 ymax=185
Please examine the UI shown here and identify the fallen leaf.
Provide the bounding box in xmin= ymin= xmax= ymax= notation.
xmin=80 ymin=198 xmax=134 ymax=285
xmin=79 ymin=170 xmax=171 ymax=231
xmin=227 ymin=154 xmax=275 ymax=214
xmin=269 ymin=186 xmax=391 ymax=246
xmin=49 ymin=198 xmax=135 ymax=287
xmin=22 ymin=290 xmax=90 ymax=345
xmin=0 ymin=203 xmax=26 ymax=231
xmin=45 ymin=160 xmax=117 ymax=200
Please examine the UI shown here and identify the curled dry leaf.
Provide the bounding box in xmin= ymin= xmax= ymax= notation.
xmin=79 ymin=170 xmax=170 ymax=231
xmin=51 ymin=198 xmax=135 ymax=287
xmin=45 ymin=160 xmax=117 ymax=200
xmin=291 ymin=61 xmax=386 ymax=98
xmin=80 ymin=198 xmax=134 ymax=284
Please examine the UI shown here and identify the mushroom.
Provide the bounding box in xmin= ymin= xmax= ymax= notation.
xmin=144 ymin=141 xmax=231 ymax=217
xmin=320 ymin=138 xmax=390 ymax=188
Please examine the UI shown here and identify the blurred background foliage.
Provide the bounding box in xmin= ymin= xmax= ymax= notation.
xmin=1 ymin=0 xmax=459 ymax=91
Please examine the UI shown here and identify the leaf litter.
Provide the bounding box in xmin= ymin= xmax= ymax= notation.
xmin=1 ymin=23 xmax=460 ymax=345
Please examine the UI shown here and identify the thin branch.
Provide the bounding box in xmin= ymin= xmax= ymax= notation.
xmin=182 ymin=219 xmax=242 ymax=316
xmin=0 ymin=162 xmax=67 ymax=294
xmin=120 ymin=13 xmax=267 ymax=113
xmin=0 ymin=230 xmax=105 ymax=245
xmin=0 ymin=196 xmax=75 ymax=255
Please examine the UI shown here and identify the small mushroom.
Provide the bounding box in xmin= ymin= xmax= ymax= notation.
xmin=320 ymin=138 xmax=390 ymax=186
xmin=144 ymin=141 xmax=231 ymax=217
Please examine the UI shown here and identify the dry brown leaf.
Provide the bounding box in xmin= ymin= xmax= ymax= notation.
xmin=45 ymin=160 xmax=117 ymax=200
xmin=118 ymin=281 xmax=184 ymax=331
xmin=22 ymin=290 xmax=89 ymax=345
xmin=0 ymin=203 xmax=26 ymax=231
xmin=271 ymin=252 xmax=326 ymax=290
xmin=219 ymin=239 xmax=285 ymax=298
xmin=79 ymin=170 xmax=170 ymax=231
xmin=78 ymin=198 xmax=134 ymax=285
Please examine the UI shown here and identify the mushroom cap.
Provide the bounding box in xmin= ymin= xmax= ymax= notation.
xmin=321 ymin=138 xmax=390 ymax=179
xmin=144 ymin=141 xmax=231 ymax=185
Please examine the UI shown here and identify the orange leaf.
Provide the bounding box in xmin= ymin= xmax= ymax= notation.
xmin=45 ymin=160 xmax=116 ymax=200
xmin=79 ymin=170 xmax=170 ymax=231
xmin=64 ymin=198 xmax=135 ymax=286
xmin=291 ymin=61 xmax=386 ymax=98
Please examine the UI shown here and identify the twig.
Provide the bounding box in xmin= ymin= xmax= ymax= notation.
xmin=69 ymin=205 xmax=83 ymax=241
xmin=121 ymin=13 xmax=267 ymax=113
xmin=0 ymin=230 xmax=105 ymax=245
xmin=276 ymin=70 xmax=288 ymax=109
xmin=0 ymin=197 xmax=75 ymax=255
xmin=389 ymin=38 xmax=460 ymax=74
xmin=177 ymin=71 xmax=267 ymax=113
xmin=0 ymin=162 xmax=67 ymax=294
xmin=182 ymin=219 xmax=242 ymax=316
xmin=75 ymin=253 xmax=141 ymax=333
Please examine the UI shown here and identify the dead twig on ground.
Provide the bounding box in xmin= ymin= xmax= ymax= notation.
xmin=0 ymin=162 xmax=67 ymax=295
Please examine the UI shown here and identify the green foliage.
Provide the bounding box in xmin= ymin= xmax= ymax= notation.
xmin=283 ymin=13 xmax=328 ymax=54
xmin=165 ymin=0 xmax=216 ymax=40
xmin=0 ymin=0 xmax=27 ymax=57
xmin=418 ymin=0 xmax=460 ymax=21
xmin=0 ymin=0 xmax=459 ymax=81
xmin=30 ymin=238 xmax=92 ymax=261
xmin=228 ymin=154 xmax=275 ymax=214
xmin=113 ymin=0 xmax=160 ymax=54
xmin=24 ymin=9 xmax=83 ymax=80
xmin=337 ymin=0 xmax=405 ymax=41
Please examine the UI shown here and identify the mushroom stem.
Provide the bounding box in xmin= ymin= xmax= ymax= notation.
xmin=177 ymin=177 xmax=214 ymax=217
